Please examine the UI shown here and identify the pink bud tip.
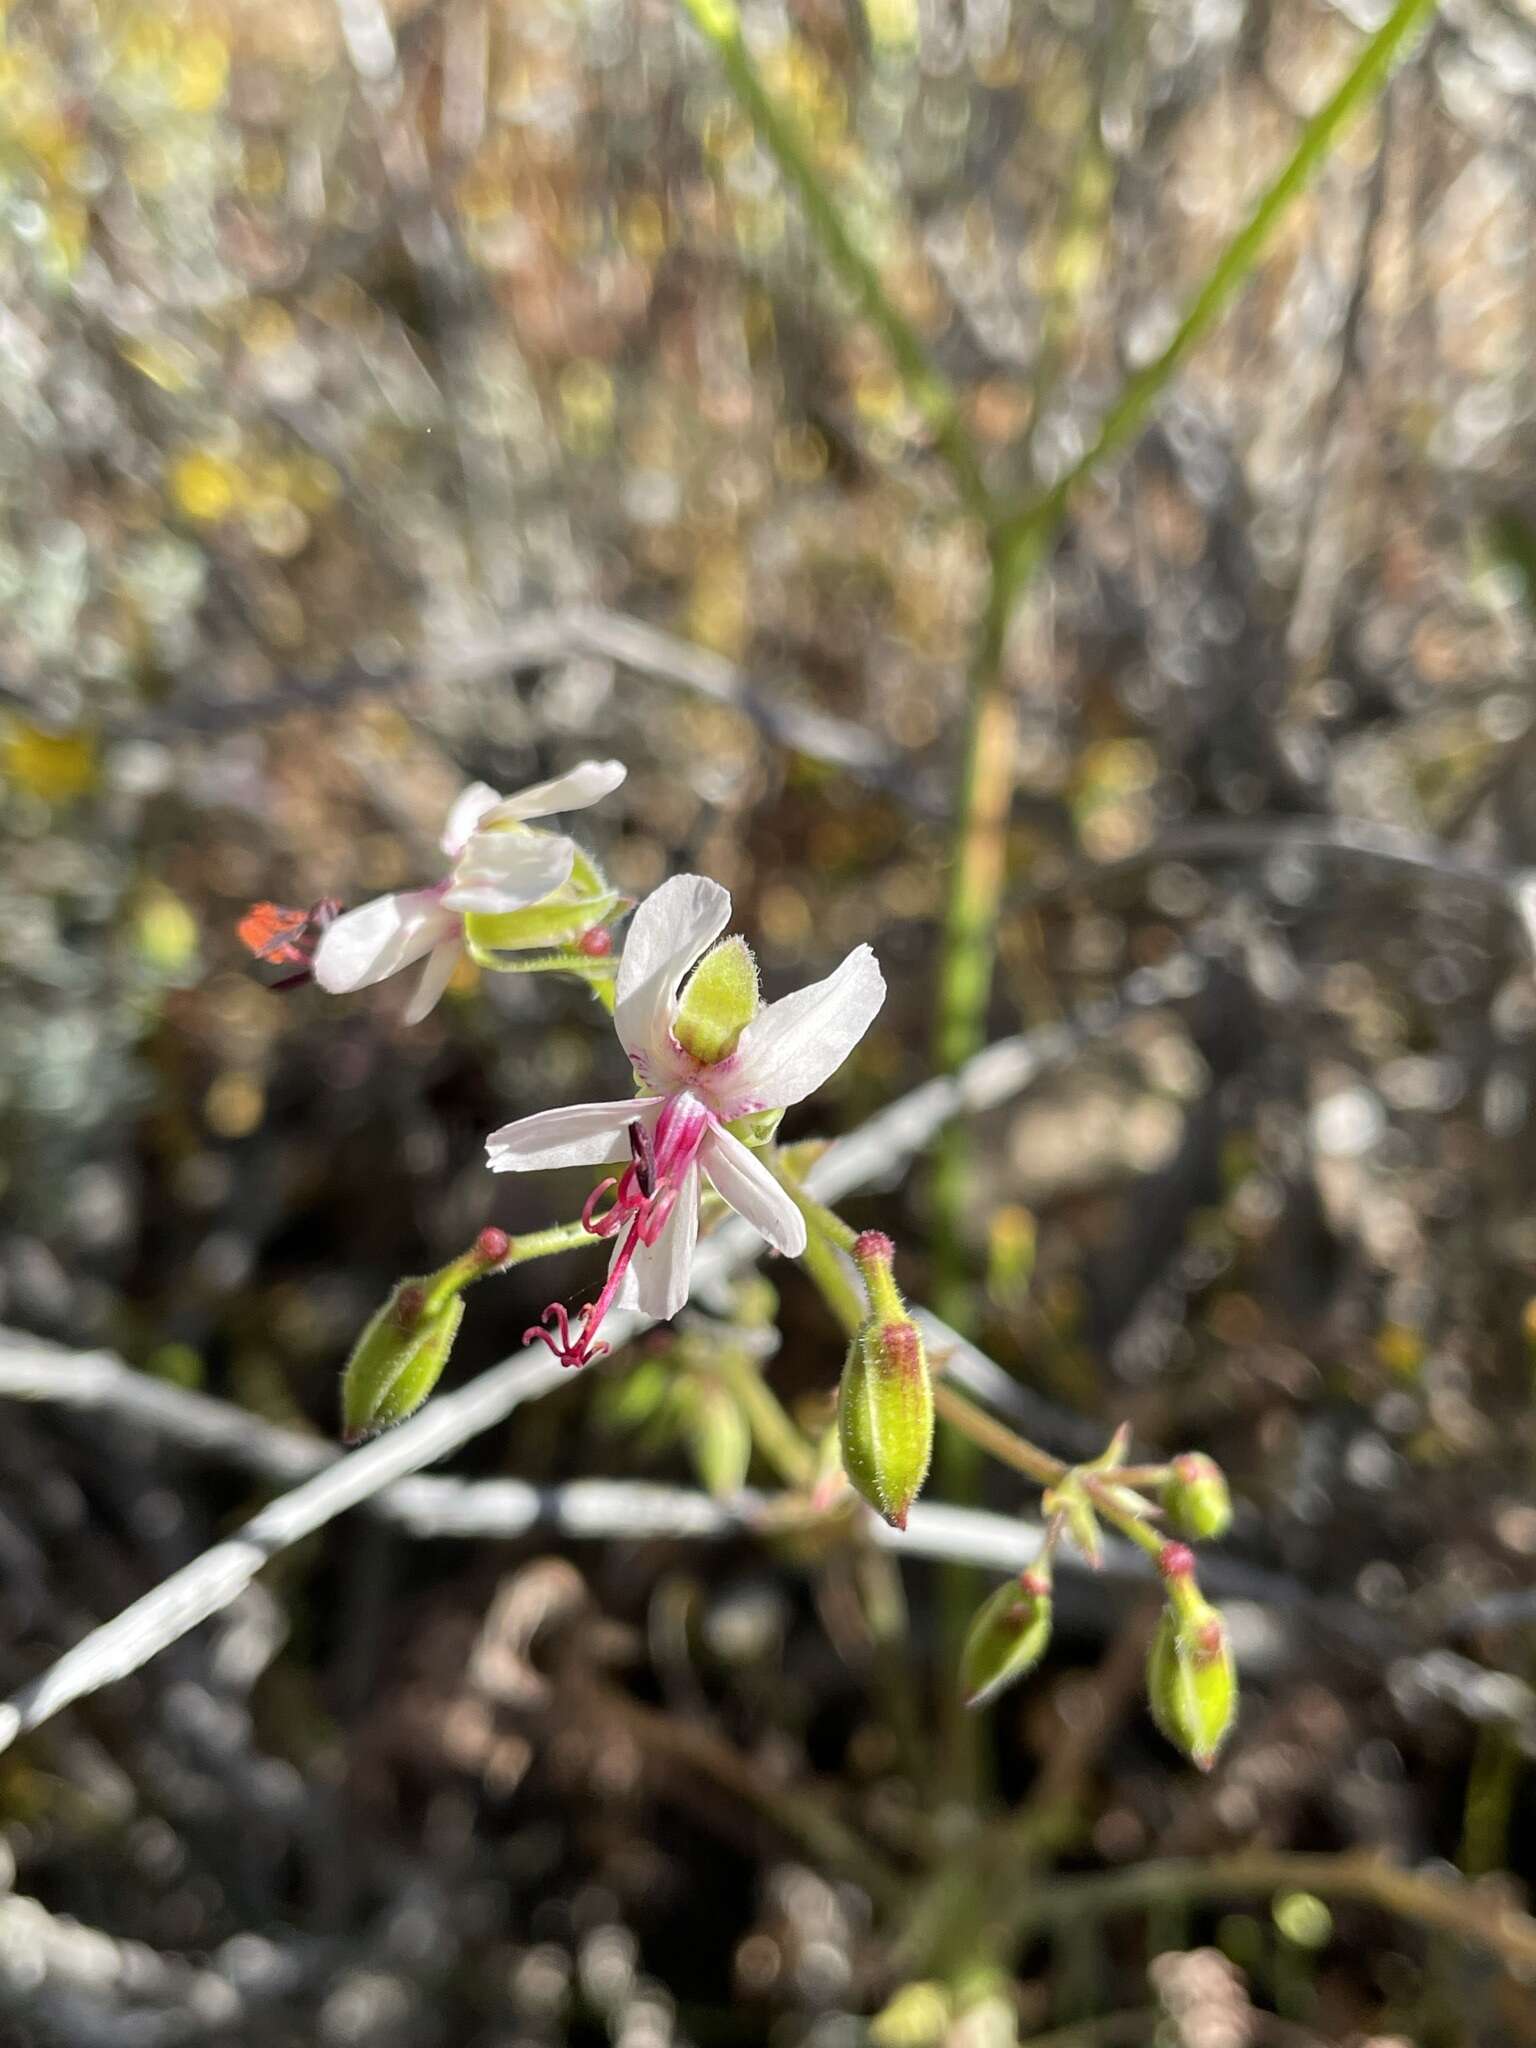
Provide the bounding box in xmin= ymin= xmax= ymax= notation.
xmin=475 ymin=1227 xmax=511 ymax=1264
xmin=1018 ymin=1570 xmax=1050 ymax=1599
xmin=1158 ymin=1541 xmax=1197 ymax=1580
xmin=578 ymin=926 xmax=614 ymax=958
xmin=887 ymin=1507 xmax=909 ymax=1532
xmin=853 ymin=1230 xmax=895 ymax=1264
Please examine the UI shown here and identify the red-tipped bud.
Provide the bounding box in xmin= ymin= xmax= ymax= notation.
xmin=1147 ymin=1597 xmax=1238 ymax=1771
xmin=836 ymin=1315 xmax=933 ymax=1531
xmin=1161 ymin=1452 xmax=1233 ymax=1541
xmin=474 ymin=1226 xmax=511 ymax=1266
xmin=578 ymin=925 xmax=614 ymax=958
xmin=341 ymin=1283 xmax=464 ymax=1443
xmin=959 ymin=1563 xmax=1054 ymax=1710
xmin=1159 ymin=1541 xmax=1198 ymax=1581
xmin=853 ymin=1230 xmax=895 ymax=1265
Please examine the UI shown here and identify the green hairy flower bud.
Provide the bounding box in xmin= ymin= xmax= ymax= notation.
xmin=1147 ymin=1545 xmax=1238 ymax=1769
xmin=836 ymin=1314 xmax=933 ymax=1531
xmin=340 ymin=1228 xmax=509 ymax=1443
xmin=341 ymin=1282 xmax=464 ymax=1444
xmin=1161 ymin=1452 xmax=1233 ymax=1542
xmin=673 ymin=936 xmax=761 ymax=1064
xmin=959 ymin=1565 xmax=1054 ymax=1710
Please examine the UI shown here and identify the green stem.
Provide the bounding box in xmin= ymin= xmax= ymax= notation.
xmin=492 ymin=1219 xmax=598 ymax=1268
xmin=677 ymin=0 xmax=992 ymax=520
xmin=771 ymin=1160 xmax=866 ymax=1337
xmin=712 ymin=1350 xmax=816 ymax=1489
xmin=994 ymin=0 xmax=1435 ymax=570
xmin=999 ymin=1850 xmax=1536 ymax=1977
xmin=932 ymin=1383 xmax=1168 ymax=1564
xmin=931 ymin=1380 xmax=1063 ymax=1490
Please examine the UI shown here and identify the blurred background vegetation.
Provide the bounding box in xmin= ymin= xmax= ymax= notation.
xmin=3 ymin=0 xmax=1536 ymax=2041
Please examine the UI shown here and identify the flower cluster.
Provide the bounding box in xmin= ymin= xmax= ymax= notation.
xmin=252 ymin=762 xmax=884 ymax=1373
xmin=252 ymin=753 xmax=1239 ymax=1771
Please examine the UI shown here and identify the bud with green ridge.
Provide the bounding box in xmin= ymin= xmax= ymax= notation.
xmin=342 ymin=1284 xmax=465 ymax=1444
xmin=959 ymin=1562 xmax=1054 ymax=1710
xmin=340 ymin=1227 xmax=510 ymax=1443
xmin=837 ymin=1320 xmax=933 ymax=1530
xmin=1147 ymin=1542 xmax=1238 ymax=1769
xmin=837 ymin=1233 xmax=933 ymax=1530
xmin=1161 ymin=1452 xmax=1232 ymax=1542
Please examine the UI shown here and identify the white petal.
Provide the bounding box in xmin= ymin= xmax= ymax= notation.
xmin=726 ymin=945 xmax=886 ymax=1110
xmin=701 ymin=1127 xmax=806 ymax=1257
xmin=312 ymin=891 xmax=459 ymax=994
xmin=617 ymin=1165 xmax=699 ymax=1321
xmin=613 ymin=874 xmax=731 ymax=1071
xmin=403 ymin=936 xmax=462 ymax=1024
xmin=484 ymin=1096 xmax=657 ymax=1172
xmin=483 ymin=758 xmax=627 ymax=824
xmin=441 ymin=781 xmax=503 ymax=857
xmin=442 ymin=827 xmax=575 ymax=914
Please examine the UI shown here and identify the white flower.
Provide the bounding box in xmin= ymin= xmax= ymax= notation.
xmin=486 ymin=873 xmax=886 ymax=1364
xmin=312 ymin=760 xmax=626 ymax=1022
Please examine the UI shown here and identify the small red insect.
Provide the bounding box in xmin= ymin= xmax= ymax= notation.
xmin=237 ymin=898 xmax=343 ymax=988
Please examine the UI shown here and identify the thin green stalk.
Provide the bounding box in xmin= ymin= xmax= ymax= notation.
xmin=772 ymin=1160 xmax=866 ymax=1336
xmin=994 ymin=0 xmax=1435 ymax=570
xmin=929 ymin=0 xmax=1432 ymax=1791
xmin=999 ymin=1850 xmax=1536 ymax=1977
xmin=712 ymin=1349 xmax=816 ymax=1489
xmin=677 ymin=0 xmax=992 ymax=519
xmin=490 ymin=1218 xmax=598 ymax=1268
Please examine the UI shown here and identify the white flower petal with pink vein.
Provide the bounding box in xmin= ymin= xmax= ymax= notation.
xmin=483 ymin=758 xmax=627 ymax=825
xmin=442 ymin=829 xmax=575 ymax=914
xmin=613 ymin=873 xmax=731 ymax=1071
xmin=440 ymin=781 xmax=503 ymax=857
xmin=616 ymin=1165 xmax=700 ymax=1321
xmin=313 ymin=890 xmax=459 ymax=993
xmin=701 ymin=1126 xmax=806 ymax=1257
xmin=485 ymin=1095 xmax=660 ymax=1172
xmin=404 ymin=937 xmax=462 ymax=1024
xmin=727 ymin=944 xmax=886 ymax=1111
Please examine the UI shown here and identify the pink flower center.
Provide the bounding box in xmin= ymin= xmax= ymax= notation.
xmin=525 ymin=1091 xmax=712 ymax=1368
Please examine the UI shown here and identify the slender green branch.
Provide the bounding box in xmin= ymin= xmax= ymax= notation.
xmin=712 ymin=1349 xmax=816 ymax=1489
xmin=489 ymin=1219 xmax=598 ymax=1268
xmin=772 ymin=1159 xmax=866 ymax=1336
xmin=677 ymin=0 xmax=992 ymax=518
xmin=932 ymin=1379 xmax=1063 ymax=1490
xmin=1003 ymin=1850 xmax=1536 ymax=1977
xmin=994 ymin=0 xmax=1436 ymax=568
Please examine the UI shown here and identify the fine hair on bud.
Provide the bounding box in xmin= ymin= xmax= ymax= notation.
xmin=959 ymin=1566 xmax=1053 ymax=1710
xmin=1161 ymin=1452 xmax=1233 ymax=1542
xmin=1146 ymin=1598 xmax=1238 ymax=1770
xmin=341 ymin=1284 xmax=465 ymax=1444
xmin=836 ymin=1314 xmax=934 ymax=1531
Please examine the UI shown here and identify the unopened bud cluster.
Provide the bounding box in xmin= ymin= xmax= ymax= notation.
xmin=835 ymin=1232 xmax=933 ymax=1531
